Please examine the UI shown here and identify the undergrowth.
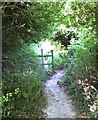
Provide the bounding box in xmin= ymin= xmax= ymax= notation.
xmin=2 ymin=43 xmax=48 ymax=118
xmin=62 ymin=27 xmax=98 ymax=118
xmin=54 ymin=51 xmax=66 ymax=70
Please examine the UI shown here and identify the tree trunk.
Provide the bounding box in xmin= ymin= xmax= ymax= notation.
xmin=95 ymin=2 xmax=98 ymax=70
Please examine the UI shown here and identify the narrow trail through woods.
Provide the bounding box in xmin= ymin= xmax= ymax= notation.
xmin=43 ymin=70 xmax=77 ymax=118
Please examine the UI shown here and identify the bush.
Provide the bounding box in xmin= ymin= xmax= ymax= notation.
xmin=54 ymin=52 xmax=66 ymax=70
xmin=2 ymin=42 xmax=48 ymax=118
xmin=62 ymin=26 xmax=98 ymax=118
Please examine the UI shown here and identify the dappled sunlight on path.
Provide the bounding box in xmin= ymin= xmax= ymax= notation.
xmin=43 ymin=70 xmax=77 ymax=118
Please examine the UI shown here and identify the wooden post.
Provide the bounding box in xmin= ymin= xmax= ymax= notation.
xmin=51 ymin=50 xmax=54 ymax=73
xmin=95 ymin=3 xmax=98 ymax=70
xmin=41 ymin=49 xmax=44 ymax=68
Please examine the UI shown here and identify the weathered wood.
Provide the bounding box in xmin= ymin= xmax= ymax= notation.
xmin=38 ymin=49 xmax=54 ymax=73
xmin=38 ymin=55 xmax=52 ymax=57
xmin=40 ymin=63 xmax=52 ymax=65
xmin=51 ymin=50 xmax=54 ymax=73
xmin=41 ymin=49 xmax=44 ymax=67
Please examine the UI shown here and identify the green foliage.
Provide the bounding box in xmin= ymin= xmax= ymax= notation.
xmin=53 ymin=28 xmax=77 ymax=48
xmin=2 ymin=2 xmax=63 ymax=46
xmin=62 ymin=2 xmax=96 ymax=28
xmin=2 ymin=1 xmax=98 ymax=118
xmin=2 ymin=2 xmax=64 ymax=117
xmin=2 ymin=88 xmax=20 ymax=117
xmin=54 ymin=52 xmax=65 ymax=70
xmin=59 ymin=2 xmax=98 ymax=118
xmin=63 ymin=26 xmax=98 ymax=118
xmin=2 ymin=41 xmax=48 ymax=118
xmin=2 ymin=71 xmax=47 ymax=118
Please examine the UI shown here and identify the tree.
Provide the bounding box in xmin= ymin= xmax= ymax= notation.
xmin=2 ymin=2 xmax=63 ymax=51
xmin=95 ymin=2 xmax=98 ymax=70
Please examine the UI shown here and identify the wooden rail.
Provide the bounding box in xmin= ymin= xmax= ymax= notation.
xmin=38 ymin=49 xmax=54 ymax=73
xmin=38 ymin=55 xmax=52 ymax=57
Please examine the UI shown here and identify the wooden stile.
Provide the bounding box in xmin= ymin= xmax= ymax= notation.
xmin=39 ymin=49 xmax=54 ymax=73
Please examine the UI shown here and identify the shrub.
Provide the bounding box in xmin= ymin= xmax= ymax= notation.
xmin=63 ymin=26 xmax=98 ymax=118
xmin=2 ymin=43 xmax=48 ymax=118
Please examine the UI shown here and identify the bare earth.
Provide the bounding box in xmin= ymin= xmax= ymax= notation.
xmin=43 ymin=70 xmax=77 ymax=118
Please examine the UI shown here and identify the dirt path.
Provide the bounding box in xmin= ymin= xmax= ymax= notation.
xmin=43 ymin=70 xmax=77 ymax=118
